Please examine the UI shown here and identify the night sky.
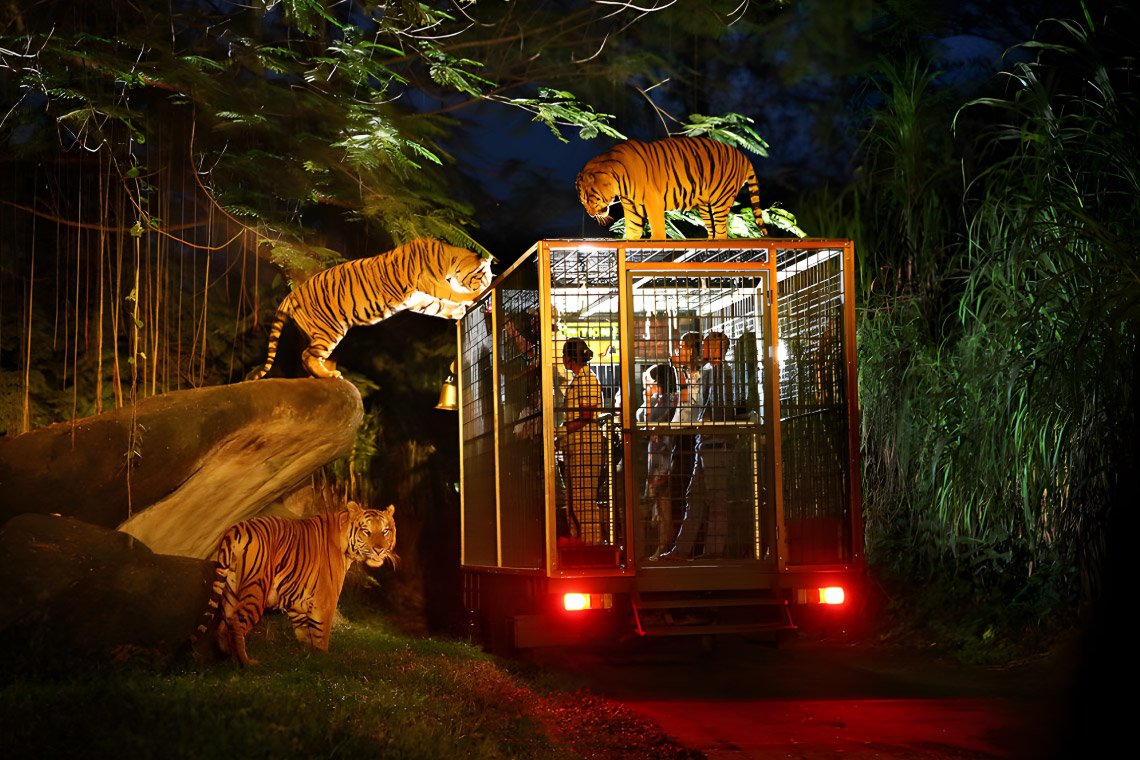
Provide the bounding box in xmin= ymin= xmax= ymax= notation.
xmin=440 ymin=0 xmax=1098 ymax=261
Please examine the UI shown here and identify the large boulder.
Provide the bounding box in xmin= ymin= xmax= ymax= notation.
xmin=0 ymin=513 xmax=215 ymax=669
xmin=0 ymin=378 xmax=362 ymax=558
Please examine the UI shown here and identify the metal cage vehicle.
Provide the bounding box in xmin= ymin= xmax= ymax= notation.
xmin=454 ymin=239 xmax=863 ymax=651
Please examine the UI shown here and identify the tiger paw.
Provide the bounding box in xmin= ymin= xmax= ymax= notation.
xmin=440 ymin=302 xmax=470 ymax=319
xmin=302 ymin=353 xmax=341 ymax=379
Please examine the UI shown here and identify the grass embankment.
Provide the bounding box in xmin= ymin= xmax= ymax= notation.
xmin=1 ymin=608 xmax=698 ymax=760
xmin=861 ymin=559 xmax=1076 ymax=667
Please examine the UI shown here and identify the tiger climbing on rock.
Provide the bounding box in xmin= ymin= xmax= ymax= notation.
xmin=250 ymin=238 xmax=492 ymax=379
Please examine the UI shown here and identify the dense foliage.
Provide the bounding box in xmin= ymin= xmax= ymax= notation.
xmin=0 ymin=0 xmax=638 ymax=308
xmin=817 ymin=2 xmax=1137 ymax=646
xmin=0 ymin=0 xmax=789 ymax=256
xmin=0 ymin=0 xmax=788 ymax=422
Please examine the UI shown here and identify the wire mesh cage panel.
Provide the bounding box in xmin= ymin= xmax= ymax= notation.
xmin=625 ymin=246 xmax=773 ymax=265
xmin=496 ymin=260 xmax=546 ymax=568
xmin=776 ymin=246 xmax=853 ymax=565
xmin=624 ymin=267 xmax=774 ymax=563
xmin=459 ymin=297 xmax=497 ymax=567
xmin=548 ymin=245 xmax=624 ymax=568
xmin=459 ymin=239 xmax=859 ymax=578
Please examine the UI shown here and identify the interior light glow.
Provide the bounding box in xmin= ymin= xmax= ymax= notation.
xmin=564 ymin=593 xmax=589 ymax=611
xmin=821 ymin=587 xmax=845 ymax=605
xmin=774 ymin=250 xmax=841 ymax=283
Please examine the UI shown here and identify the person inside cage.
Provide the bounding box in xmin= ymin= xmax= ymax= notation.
xmin=658 ymin=330 xmax=734 ymax=561
xmin=555 ymin=337 xmax=607 ymax=544
xmin=638 ymin=363 xmax=679 ymax=558
xmin=672 ymin=331 xmax=703 ymax=416
xmin=661 ymin=331 xmax=702 ymax=555
xmin=505 ymin=307 xmax=542 ymax=441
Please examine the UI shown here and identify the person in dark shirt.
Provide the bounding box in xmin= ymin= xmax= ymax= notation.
xmin=639 ymin=362 xmax=678 ymax=558
xmin=660 ymin=332 xmax=701 ymax=557
xmin=658 ymin=331 xmax=734 ymax=560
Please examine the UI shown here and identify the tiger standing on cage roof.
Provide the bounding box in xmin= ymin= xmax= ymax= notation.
xmin=250 ymin=238 xmax=492 ymax=380
xmin=575 ymin=136 xmax=768 ymax=240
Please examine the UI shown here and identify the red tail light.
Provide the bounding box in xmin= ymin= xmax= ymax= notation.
xmin=563 ymin=593 xmax=613 ymax=611
xmin=564 ymin=593 xmax=589 ymax=611
xmin=795 ymin=587 xmax=847 ymax=605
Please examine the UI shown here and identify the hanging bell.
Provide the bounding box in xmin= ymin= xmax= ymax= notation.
xmin=435 ymin=360 xmax=458 ymax=411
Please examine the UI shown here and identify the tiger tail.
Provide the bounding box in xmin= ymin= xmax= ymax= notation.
xmin=248 ymin=297 xmax=298 ymax=381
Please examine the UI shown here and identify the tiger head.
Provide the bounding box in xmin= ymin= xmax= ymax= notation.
xmin=347 ymin=503 xmax=398 ymax=569
xmin=575 ymin=170 xmax=618 ymax=226
xmin=446 ymin=245 xmax=493 ymax=295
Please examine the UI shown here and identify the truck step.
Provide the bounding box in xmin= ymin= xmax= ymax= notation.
xmin=633 ymin=595 xmax=785 ymax=610
xmin=637 ymin=621 xmax=794 ymax=638
xmin=631 ymin=591 xmax=795 ymax=637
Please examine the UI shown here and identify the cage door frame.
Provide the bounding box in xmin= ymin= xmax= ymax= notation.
xmin=624 ymin=259 xmax=779 ymax=565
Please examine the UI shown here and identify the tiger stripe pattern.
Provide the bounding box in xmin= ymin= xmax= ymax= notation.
xmin=198 ymin=503 xmax=397 ymax=666
xmin=576 ymin=136 xmax=768 ymax=240
xmin=251 ymin=238 xmax=492 ymax=379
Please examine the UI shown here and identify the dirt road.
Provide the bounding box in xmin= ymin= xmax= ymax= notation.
xmin=542 ymin=633 xmax=1092 ymax=759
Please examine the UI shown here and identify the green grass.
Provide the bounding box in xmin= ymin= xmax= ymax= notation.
xmin=3 ymin=617 xmax=546 ymax=759
xmin=0 ymin=605 xmax=695 ymax=760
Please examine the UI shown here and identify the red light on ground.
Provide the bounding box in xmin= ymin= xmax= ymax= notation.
xmin=821 ymin=587 xmax=845 ymax=605
xmin=564 ymin=593 xmax=589 ymax=611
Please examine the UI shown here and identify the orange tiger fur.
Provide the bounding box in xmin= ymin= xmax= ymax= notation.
xmin=198 ymin=503 xmax=397 ymax=666
xmin=251 ymin=238 xmax=492 ymax=379
xmin=576 ymin=136 xmax=767 ymax=240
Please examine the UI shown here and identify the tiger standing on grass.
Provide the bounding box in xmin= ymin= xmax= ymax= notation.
xmin=576 ymin=136 xmax=768 ymax=240
xmin=198 ymin=502 xmax=397 ymax=666
xmin=250 ymin=237 xmax=492 ymax=380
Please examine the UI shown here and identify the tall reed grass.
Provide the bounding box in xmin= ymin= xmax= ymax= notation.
xmin=833 ymin=6 xmax=1136 ymax=624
